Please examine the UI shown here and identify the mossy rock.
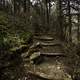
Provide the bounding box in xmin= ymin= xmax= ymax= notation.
xmin=30 ymin=52 xmax=43 ymax=64
xmin=10 ymin=45 xmax=28 ymax=53
xmin=30 ymin=52 xmax=41 ymax=60
xmin=20 ymin=32 xmax=33 ymax=44
xmin=26 ymin=48 xmax=39 ymax=58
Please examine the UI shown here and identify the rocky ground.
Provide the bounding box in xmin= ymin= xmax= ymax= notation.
xmin=1 ymin=34 xmax=79 ymax=80
xmin=21 ymin=35 xmax=80 ymax=80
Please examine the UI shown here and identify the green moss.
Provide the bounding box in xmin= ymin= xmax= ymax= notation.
xmin=19 ymin=32 xmax=33 ymax=43
xmin=0 ymin=11 xmax=8 ymax=28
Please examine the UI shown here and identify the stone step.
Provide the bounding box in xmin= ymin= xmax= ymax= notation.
xmin=40 ymin=42 xmax=62 ymax=46
xmin=31 ymin=42 xmax=62 ymax=48
xmin=34 ymin=36 xmax=54 ymax=41
xmin=21 ymin=52 xmax=28 ymax=58
xmin=40 ymin=52 xmax=65 ymax=56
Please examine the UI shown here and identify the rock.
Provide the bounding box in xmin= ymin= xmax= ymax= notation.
xmin=26 ymin=48 xmax=39 ymax=58
xmin=30 ymin=52 xmax=43 ymax=64
xmin=10 ymin=45 xmax=28 ymax=54
xmin=34 ymin=36 xmax=54 ymax=41
xmin=30 ymin=42 xmax=42 ymax=49
xmin=30 ymin=52 xmax=41 ymax=60
xmin=21 ymin=52 xmax=28 ymax=58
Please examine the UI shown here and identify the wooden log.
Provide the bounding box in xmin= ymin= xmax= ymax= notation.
xmin=27 ymin=71 xmax=52 ymax=80
xmin=34 ymin=36 xmax=54 ymax=41
xmin=10 ymin=45 xmax=29 ymax=54
xmin=27 ymin=71 xmax=63 ymax=80
xmin=40 ymin=42 xmax=62 ymax=46
xmin=40 ymin=52 xmax=65 ymax=57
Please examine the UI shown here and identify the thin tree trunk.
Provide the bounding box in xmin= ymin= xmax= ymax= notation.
xmin=23 ymin=0 xmax=26 ymax=13
xmin=3 ymin=0 xmax=5 ymax=8
xmin=67 ymin=0 xmax=72 ymax=42
xmin=77 ymin=15 xmax=80 ymax=41
xmin=45 ymin=0 xmax=49 ymax=32
xmin=48 ymin=0 xmax=51 ymax=14
xmin=45 ymin=0 xmax=49 ymax=24
xmin=77 ymin=9 xmax=80 ymax=41
xmin=13 ymin=0 xmax=16 ymax=29
xmin=58 ymin=0 xmax=64 ymax=39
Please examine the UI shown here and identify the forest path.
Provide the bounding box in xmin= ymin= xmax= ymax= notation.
xmin=23 ymin=35 xmax=73 ymax=80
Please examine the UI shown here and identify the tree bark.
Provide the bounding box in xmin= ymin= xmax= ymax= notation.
xmin=67 ymin=0 xmax=72 ymax=42
xmin=77 ymin=3 xmax=80 ymax=42
xmin=58 ymin=0 xmax=64 ymax=40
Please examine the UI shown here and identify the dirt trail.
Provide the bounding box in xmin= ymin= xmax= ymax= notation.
xmin=23 ymin=35 xmax=77 ymax=80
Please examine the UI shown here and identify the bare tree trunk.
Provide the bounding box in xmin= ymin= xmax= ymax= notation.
xmin=23 ymin=0 xmax=30 ymax=31
xmin=67 ymin=0 xmax=72 ymax=42
xmin=3 ymin=0 xmax=5 ymax=8
xmin=23 ymin=0 xmax=26 ymax=13
xmin=77 ymin=13 xmax=80 ymax=41
xmin=48 ymin=0 xmax=51 ymax=14
xmin=45 ymin=0 xmax=49 ymax=24
xmin=13 ymin=0 xmax=16 ymax=31
xmin=27 ymin=0 xmax=31 ymax=30
xmin=45 ymin=0 xmax=49 ymax=32
xmin=58 ymin=0 xmax=64 ymax=40
xmin=23 ymin=0 xmax=26 ymax=25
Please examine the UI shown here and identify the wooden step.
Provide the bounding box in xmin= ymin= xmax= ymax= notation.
xmin=40 ymin=52 xmax=65 ymax=56
xmin=34 ymin=36 xmax=54 ymax=41
xmin=40 ymin=42 xmax=62 ymax=46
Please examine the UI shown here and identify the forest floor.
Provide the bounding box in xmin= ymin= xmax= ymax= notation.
xmin=1 ymin=32 xmax=80 ymax=80
xmin=22 ymin=35 xmax=80 ymax=80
